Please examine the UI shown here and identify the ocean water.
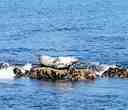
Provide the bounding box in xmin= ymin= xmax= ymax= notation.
xmin=0 ymin=79 xmax=128 ymax=110
xmin=0 ymin=0 xmax=128 ymax=109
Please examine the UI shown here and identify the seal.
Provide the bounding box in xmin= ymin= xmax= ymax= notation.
xmin=39 ymin=55 xmax=79 ymax=69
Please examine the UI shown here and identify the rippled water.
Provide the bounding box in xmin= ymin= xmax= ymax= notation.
xmin=0 ymin=0 xmax=128 ymax=109
xmin=1 ymin=0 xmax=128 ymax=66
xmin=0 ymin=79 xmax=128 ymax=110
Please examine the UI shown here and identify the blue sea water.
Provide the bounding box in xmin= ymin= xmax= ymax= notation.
xmin=1 ymin=79 xmax=128 ymax=110
xmin=0 ymin=0 xmax=128 ymax=109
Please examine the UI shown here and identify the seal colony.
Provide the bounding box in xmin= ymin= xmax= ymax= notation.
xmin=1 ymin=55 xmax=128 ymax=81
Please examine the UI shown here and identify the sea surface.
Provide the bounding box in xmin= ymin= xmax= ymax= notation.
xmin=0 ymin=0 xmax=128 ymax=109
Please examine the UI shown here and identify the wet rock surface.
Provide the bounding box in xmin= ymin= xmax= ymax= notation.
xmin=102 ymin=67 xmax=128 ymax=78
xmin=13 ymin=67 xmax=30 ymax=78
xmin=13 ymin=66 xmax=96 ymax=81
xmin=12 ymin=64 xmax=128 ymax=81
xmin=29 ymin=67 xmax=96 ymax=81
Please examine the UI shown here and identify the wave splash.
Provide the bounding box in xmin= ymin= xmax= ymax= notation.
xmin=72 ymin=62 xmax=117 ymax=76
xmin=0 ymin=63 xmax=32 ymax=79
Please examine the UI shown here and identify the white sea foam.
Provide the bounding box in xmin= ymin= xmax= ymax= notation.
xmin=22 ymin=63 xmax=32 ymax=71
xmin=0 ymin=63 xmax=32 ymax=80
xmin=0 ymin=66 xmax=15 ymax=79
xmin=80 ymin=61 xmax=117 ymax=76
xmin=95 ymin=64 xmax=117 ymax=76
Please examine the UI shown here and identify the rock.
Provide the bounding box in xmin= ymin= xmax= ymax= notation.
xmin=0 ymin=63 xmax=10 ymax=69
xmin=13 ymin=67 xmax=30 ymax=78
xmin=28 ymin=67 xmax=97 ymax=81
xmin=13 ymin=67 xmax=23 ymax=78
xmin=102 ymin=67 xmax=128 ymax=78
xmin=13 ymin=64 xmax=128 ymax=81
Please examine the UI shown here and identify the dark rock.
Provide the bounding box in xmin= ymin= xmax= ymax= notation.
xmin=13 ymin=64 xmax=128 ymax=81
xmin=13 ymin=67 xmax=23 ymax=78
xmin=102 ymin=67 xmax=128 ymax=78
xmin=29 ymin=67 xmax=96 ymax=81
xmin=13 ymin=67 xmax=30 ymax=78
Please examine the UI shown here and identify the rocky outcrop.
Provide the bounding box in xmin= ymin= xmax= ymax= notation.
xmin=102 ymin=67 xmax=128 ymax=78
xmin=13 ymin=64 xmax=128 ymax=81
xmin=29 ymin=67 xmax=96 ymax=81
xmin=13 ymin=66 xmax=96 ymax=81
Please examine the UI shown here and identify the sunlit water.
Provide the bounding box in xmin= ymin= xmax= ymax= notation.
xmin=0 ymin=0 xmax=128 ymax=109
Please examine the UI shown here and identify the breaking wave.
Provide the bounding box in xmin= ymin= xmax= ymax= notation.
xmin=0 ymin=63 xmax=32 ymax=80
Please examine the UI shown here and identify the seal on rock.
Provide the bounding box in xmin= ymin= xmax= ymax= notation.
xmin=39 ymin=55 xmax=79 ymax=69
